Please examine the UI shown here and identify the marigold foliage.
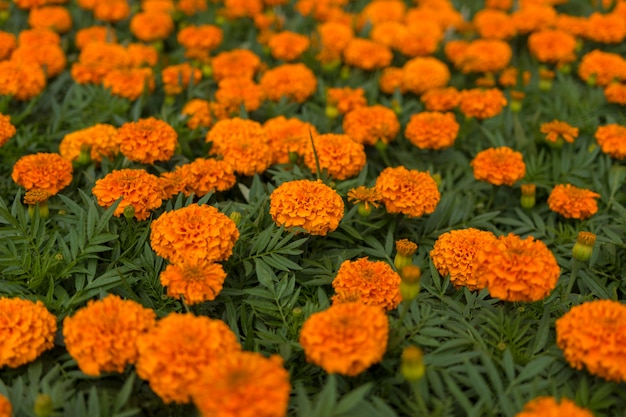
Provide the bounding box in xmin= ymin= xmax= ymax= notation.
xmin=12 ymin=152 xmax=73 ymax=195
xmin=515 ymin=397 xmax=593 ymax=417
xmin=471 ymin=147 xmax=526 ymax=186
xmin=404 ymin=111 xmax=459 ymax=150
xmin=160 ymin=260 xmax=227 ymax=305
xmin=299 ymin=301 xmax=388 ymax=376
xmin=595 ymin=124 xmax=626 ymax=160
xmin=375 ymin=166 xmax=440 ymax=218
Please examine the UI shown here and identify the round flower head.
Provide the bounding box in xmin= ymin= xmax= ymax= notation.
xmin=71 ymin=42 xmax=130 ymax=85
xmin=102 ymin=67 xmax=155 ymax=101
xmin=0 ymin=297 xmax=57 ymax=368
xmin=585 ymin=12 xmax=626 ymax=44
xmin=0 ymin=394 xmax=10 ymax=417
xmin=92 ymin=169 xmax=163 ymax=221
xmin=343 ymin=38 xmax=392 ymax=71
xmin=326 ymin=87 xmax=367 ymax=115
xmin=260 ymin=63 xmax=317 ymax=103
xmin=214 ymin=76 xmax=264 ymax=115
xmin=332 ymin=258 xmax=401 ymax=311
xmin=528 ymin=29 xmax=577 ymax=64
xmin=150 ymin=204 xmax=239 ymax=264
xmin=62 ymin=294 xmax=156 ymax=376
xmin=304 ymin=133 xmax=366 ymax=180
xmin=182 ymin=99 xmax=212 ymax=130
xmin=161 ymin=63 xmax=202 ymax=96
xmin=405 ymin=112 xmax=459 ymax=150
xmin=268 ymin=30 xmax=310 ymax=61
xmin=556 ymin=300 xmax=626 ymax=382
xmin=0 ymin=113 xmax=16 ymax=147
xmin=375 ymin=166 xmax=440 ymax=218
xmin=136 ymin=313 xmax=241 ymax=404
xmin=191 ymin=352 xmax=291 ymax=417
xmin=473 ymin=234 xmax=560 ymax=302
xmin=75 ymin=26 xmax=117 ymax=50
xmin=471 ymin=147 xmax=526 ymax=186
xmin=342 ymin=105 xmax=400 ymax=146
xmin=511 ymin=4 xmax=556 ymax=34
xmin=118 ymin=118 xmax=178 ymax=165
xmin=12 ymin=153 xmax=73 ymax=195
xmin=0 ymin=59 xmax=46 ymax=101
xmin=447 ymin=39 xmax=512 ymax=74
xmin=264 ymin=116 xmax=318 ymax=164
xmin=159 ymin=260 xmax=227 ymax=305
xmin=540 ymin=120 xmax=578 ymax=145
xmin=459 ymin=88 xmax=507 ymax=119
xmin=126 ymin=43 xmax=159 ymax=67
xmin=0 ymin=31 xmax=16 ymax=61
xmin=515 ymin=397 xmax=593 ymax=417
xmin=167 ymin=158 xmax=236 ymax=199
xmin=378 ymin=67 xmax=405 ymax=94
xmin=28 ymin=6 xmax=72 ymax=33
xmin=59 ymin=123 xmax=120 ymax=163
xmin=211 ymin=49 xmax=261 ymax=81
xmin=604 ymin=82 xmax=626 ymax=105
xmin=402 ymin=57 xmax=450 ymax=95
xmin=473 ymin=9 xmax=516 ymax=39
xmin=578 ymin=50 xmax=626 ymax=87
xmin=93 ymin=0 xmax=131 ymax=22
xmin=177 ymin=25 xmax=223 ymax=62
xmin=299 ymin=301 xmax=388 ymax=376
xmin=595 ymin=124 xmax=626 ymax=160
xmin=547 ymin=184 xmax=600 ymax=220
xmin=129 ymin=11 xmax=174 ymax=42
xmin=430 ymin=228 xmax=497 ymax=290
xmin=269 ymin=179 xmax=344 ymax=236
xmin=420 ymin=87 xmax=460 ymax=112
xmin=11 ymin=43 xmax=67 ymax=79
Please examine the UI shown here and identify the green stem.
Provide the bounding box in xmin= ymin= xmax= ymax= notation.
xmin=411 ymin=381 xmax=428 ymax=414
xmin=563 ymin=259 xmax=581 ymax=301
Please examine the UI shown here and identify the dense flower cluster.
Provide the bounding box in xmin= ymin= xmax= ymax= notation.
xmin=547 ymin=184 xmax=600 ymax=220
xmin=375 ymin=166 xmax=440 ymax=218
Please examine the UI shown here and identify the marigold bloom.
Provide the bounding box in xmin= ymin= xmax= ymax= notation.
xmin=161 ymin=63 xmax=202 ymax=96
xmin=0 ymin=297 xmax=56 ymax=368
xmin=595 ymin=124 xmax=626 ymax=159
xmin=264 ymin=116 xmax=318 ymax=164
xmin=182 ymin=99 xmax=212 ymax=130
xmin=59 ymin=123 xmax=119 ymax=163
xmin=92 ymin=169 xmax=163 ymax=221
xmin=12 ymin=153 xmax=72 ymax=195
xmin=342 ymin=105 xmax=400 ymax=146
xmin=299 ymin=301 xmax=388 ymax=376
xmin=269 ymin=179 xmax=344 ymax=236
xmin=75 ymin=26 xmax=116 ymax=49
xmin=118 ymin=117 xmax=178 ymax=164
xmin=126 ymin=43 xmax=159 ymax=68
xmin=343 ymin=38 xmax=393 ymax=71
xmin=459 ymin=88 xmax=507 ymax=120
xmin=0 ymin=31 xmax=16 ymax=61
xmin=150 ymin=204 xmax=239 ymax=264
xmin=0 ymin=59 xmax=46 ymax=101
xmin=102 ymin=67 xmax=155 ymax=101
xmin=93 ymin=0 xmax=131 ymax=22
xmin=18 ymin=28 xmax=61 ymax=46
xmin=578 ymin=50 xmax=626 ymax=87
xmin=375 ymin=166 xmax=440 ymax=218
xmin=215 ymin=77 xmax=264 ymax=115
xmin=473 ymin=9 xmax=516 ymax=39
xmin=163 ymin=158 xmax=236 ymax=199
xmin=219 ymin=0 xmax=263 ymax=19
xmin=211 ymin=49 xmax=261 ymax=81
xmin=71 ymin=42 xmax=129 ymax=84
xmin=420 ymin=87 xmax=460 ymax=111
xmin=511 ymin=4 xmax=556 ymax=34
xmin=572 ymin=231 xmax=596 ymax=262
xmin=473 ymin=234 xmax=560 ymax=302
xmin=0 ymin=113 xmax=16 ymax=147
xmin=515 ymin=397 xmax=594 ymax=417
xmin=347 ymin=186 xmax=381 ymax=211
xmin=604 ymin=83 xmax=626 ymax=105
xmin=177 ymin=0 xmax=207 ymax=15
xmin=11 ymin=43 xmax=66 ymax=79
xmin=585 ymin=12 xmax=626 ymax=44
xmin=23 ymin=189 xmax=50 ymax=206
xmin=396 ymin=20 xmax=443 ymax=57
xmin=160 ymin=260 xmax=227 ymax=305
xmin=326 ymin=87 xmax=367 ymax=115
xmin=136 ymin=313 xmax=241 ymax=404
xmin=430 ymin=228 xmax=497 ymax=290
xmin=0 ymin=395 xmax=10 ymax=417
xmin=402 ymin=57 xmax=450 ymax=95
xmin=260 ymin=63 xmax=317 ymax=104
xmin=547 ymin=184 xmax=600 ymax=220
xmin=540 ymin=120 xmax=579 ymax=144
xmin=62 ymin=295 xmax=156 ymax=376
xmin=405 ymin=112 xmax=459 ymax=150
xmin=28 ymin=5 xmax=71 ymax=33
xmin=316 ymin=21 xmax=353 ymax=63
xmin=177 ymin=25 xmax=223 ymax=62
xmin=379 ymin=67 xmax=405 ymax=94
xmin=268 ymin=30 xmax=310 ymax=61
xmin=304 ymin=133 xmax=366 ymax=180
xmin=192 ymin=352 xmax=291 ymax=417
xmin=528 ymin=29 xmax=577 ymax=65
xmin=498 ymin=67 xmax=531 ymax=88
xmin=358 ymin=0 xmax=405 ymax=27
xmin=471 ymin=147 xmax=525 ymax=186
xmin=450 ymin=39 xmax=512 ymax=73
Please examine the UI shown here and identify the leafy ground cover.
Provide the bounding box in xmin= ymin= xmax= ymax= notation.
xmin=1 ymin=0 xmax=626 ymax=415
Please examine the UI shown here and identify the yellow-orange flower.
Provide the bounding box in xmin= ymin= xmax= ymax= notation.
xmin=540 ymin=120 xmax=579 ymax=144
xmin=420 ymin=87 xmax=460 ymax=112
xmin=12 ymin=152 xmax=72 ymax=195
xmin=268 ymin=30 xmax=310 ymax=61
xmin=0 ymin=297 xmax=56 ymax=368
xmin=93 ymin=0 xmax=131 ymax=22
xmin=0 ymin=394 xmax=10 ymax=417
xmin=214 ymin=77 xmax=264 ymax=115
xmin=181 ymin=99 xmax=212 ymax=130
xmin=471 ymin=147 xmax=525 ymax=186
xmin=269 ymin=179 xmax=344 ymax=236
xmin=177 ymin=0 xmax=207 ymax=15
xmin=264 ymin=116 xmax=318 ymax=164
xmin=75 ymin=26 xmax=116 ymax=49
xmin=0 ymin=113 xmax=16 ymax=147
xmin=515 ymin=397 xmax=594 ymax=417
xmin=150 ymin=204 xmax=240 ymax=264
xmin=126 ymin=43 xmax=159 ymax=67
xmin=473 ymin=9 xmax=516 ymax=39
xmin=405 ymin=112 xmax=459 ymax=150
xmin=316 ymin=21 xmax=353 ymax=63
xmin=102 ymin=67 xmax=155 ymax=101
xmin=92 ymin=169 xmax=163 ymax=221
xmin=343 ymin=38 xmax=393 ymax=71
xmin=511 ymin=4 xmax=556 ymax=34
xmin=18 ymin=27 xmax=61 ymax=46
xmin=177 ymin=25 xmax=223 ymax=62
xmin=342 ymin=105 xmax=400 ymax=145
xmin=604 ymin=82 xmax=626 ymax=105
xmin=28 ymin=5 xmax=72 ymax=33
xmin=473 ymin=233 xmax=560 ymax=302
xmin=528 ymin=29 xmax=577 ymax=64
xmin=326 ymin=87 xmax=367 ymax=115
xmin=459 ymin=88 xmax=508 ymax=119
xmin=304 ymin=133 xmax=366 ymax=180
xmin=430 ymin=228 xmax=497 ymax=290
xmin=578 ymin=50 xmax=626 ymax=87
xmin=191 ymin=352 xmax=291 ymax=417
xmin=595 ymin=124 xmax=626 ymax=160
xmin=347 ymin=186 xmax=381 ymax=212
xmin=129 ymin=11 xmax=174 ymax=42
xmin=118 ymin=117 xmax=178 ymax=164
xmin=358 ymin=0 xmax=405 ymax=27
xmin=161 ymin=62 xmax=202 ymax=96
xmin=375 ymin=166 xmax=440 ymax=218
xmin=136 ymin=313 xmax=241 ymax=404
xmin=395 ymin=20 xmax=443 ymax=57
xmin=211 ymin=49 xmax=261 ymax=81
xmin=556 ymin=300 xmax=626 ymax=382
xmin=62 ymin=294 xmax=156 ymax=376
xmin=332 ymin=258 xmax=401 ymax=311
xmin=402 ymin=56 xmax=450 ymax=95
xmin=160 ymin=260 xmax=227 ymax=305
xmin=60 ymin=124 xmax=120 ymax=163
xmin=447 ymin=39 xmax=512 ymax=74
xmin=547 ymin=184 xmax=600 ymax=220
xmin=299 ymin=301 xmax=388 ymax=376
xmin=378 ymin=67 xmax=405 ymax=94
xmin=585 ymin=12 xmax=626 ymax=44
xmin=260 ymin=63 xmax=317 ymax=103
xmin=0 ymin=59 xmax=46 ymax=100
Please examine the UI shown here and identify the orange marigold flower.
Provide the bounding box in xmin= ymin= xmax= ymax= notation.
xmin=206 ymin=118 xmax=272 ymax=176
xmin=299 ymin=301 xmax=388 ymax=376
xmin=0 ymin=59 xmax=46 ymax=100
xmin=13 ymin=0 xmax=52 ymax=9
xmin=326 ymin=87 xmax=367 ymax=115
xmin=511 ymin=4 xmax=556 ymax=34
xmin=0 ymin=395 xmax=10 ymax=417
xmin=18 ymin=27 xmax=60 ymax=46
xmin=342 ymin=105 xmax=400 ymax=145
xmin=220 ymin=0 xmax=263 ymax=19
xmin=555 ymin=14 xmax=589 ymax=37
xmin=211 ymin=49 xmax=261 ymax=81
xmin=102 ymin=67 xmax=155 ymax=101
xmin=165 ymin=158 xmax=236 ymax=198
xmin=332 ymin=258 xmax=401 ymax=311
xmin=402 ymin=56 xmax=450 ymax=95
xmin=515 ymin=397 xmax=594 ymax=417
xmin=448 ymin=39 xmax=512 ymax=74
xmin=118 ymin=117 xmax=178 ymax=164
xmin=160 ymin=260 xmax=227 ymax=305
xmin=395 ymin=20 xmax=443 ymax=57
xmin=528 ymin=29 xmax=577 ymax=64
xmin=578 ymin=50 xmax=626 ymax=87
xmin=191 ymin=352 xmax=291 ymax=417
xmin=604 ymin=83 xmax=626 ymax=105
xmin=485 ymin=0 xmax=512 ymax=9
xmin=11 ymin=43 xmax=66 ymax=79
xmin=177 ymin=0 xmax=207 ymax=15
xmin=471 ymin=147 xmax=525 ymax=186
xmin=0 ymin=31 xmax=16 ymax=61
xmin=161 ymin=62 xmax=202 ymax=96
xmin=92 ymin=168 xmax=163 ymax=221
xmin=585 ymin=12 xmax=626 ymax=44
xmin=130 ymin=11 xmax=174 ymax=42
xmin=358 ymin=0 xmax=405 ymax=27
xmin=142 ymin=0 xmax=175 ymax=13
xmin=264 ymin=116 xmax=318 ymax=164
xmin=375 ymin=166 xmax=441 ymax=218
xmin=136 ymin=313 xmax=241 ymax=404
xmin=405 ymin=112 xmax=459 ymax=150
xmin=473 ymin=9 xmax=516 ymax=39
xmin=126 ymin=43 xmax=159 ymax=68
xmin=23 ymin=189 xmax=50 ymax=206
xmin=547 ymin=184 xmax=600 ymax=220
xmin=379 ymin=67 xmax=405 ymax=94
xmin=62 ymin=294 xmax=156 ymax=376
xmin=540 ymin=120 xmax=579 ymax=144
xmin=12 ymin=152 xmax=72 ymax=195
xmin=215 ymin=77 xmax=264 ymax=115
xmin=59 ymin=123 xmax=120 ymax=163
xmin=498 ymin=67 xmax=531 ymax=88
xmin=556 ymin=300 xmax=626 ymax=382
xmin=0 ymin=113 xmax=16 ymax=147
xmin=177 ymin=25 xmax=223 ymax=62
xmin=75 ymin=26 xmax=116 ymax=49
xmin=93 ymin=0 xmax=131 ymax=22
xmin=430 ymin=228 xmax=497 ymax=290
xmin=369 ymin=21 xmax=407 ymax=48
xmin=28 ymin=5 xmax=72 ymax=33
xmin=595 ymin=124 xmax=626 ymax=159
xmin=268 ymin=30 xmax=310 ymax=61
xmin=260 ymin=63 xmax=317 ymax=104
xmin=150 ymin=204 xmax=240 ymax=263
xmin=316 ymin=21 xmax=353 ymax=62
xmin=71 ymin=42 xmax=129 ymax=84
xmin=304 ymin=133 xmax=366 ymax=180
xmin=343 ymin=38 xmax=392 ymax=71
xmin=473 ymin=233 xmax=560 ymax=302
xmin=459 ymin=88 xmax=508 ymax=119
xmin=421 ymin=87 xmax=460 ymax=112
xmin=182 ymin=99 xmax=212 ymax=130
xmin=0 ymin=297 xmax=56 ymax=368
xmin=269 ymin=179 xmax=344 ymax=236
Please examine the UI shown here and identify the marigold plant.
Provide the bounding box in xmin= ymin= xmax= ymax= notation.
xmin=129 ymin=11 xmax=174 ymax=42
xmin=160 ymin=260 xmax=227 ymax=305
xmin=528 ymin=29 xmax=577 ymax=64
xmin=547 ymin=184 xmax=600 ymax=220
xmin=59 ymin=123 xmax=119 ymax=163
xmin=118 ymin=117 xmax=178 ymax=164
xmin=214 ymin=76 xmax=264 ymax=115
xmin=595 ymin=124 xmax=626 ymax=160
xmin=326 ymin=87 xmax=367 ymax=115
xmin=342 ymin=105 xmax=400 ymax=145
xmin=12 ymin=152 xmax=73 ymax=195
xmin=343 ymin=38 xmax=392 ymax=71
xmin=181 ymin=99 xmax=212 ymax=130
xmin=102 ymin=67 xmax=155 ymax=101
xmin=177 ymin=25 xmax=223 ymax=62
xmin=161 ymin=63 xmax=202 ymax=96
xmin=515 ymin=397 xmax=594 ymax=417
xmin=471 ymin=147 xmax=526 ymax=186
xmin=164 ymin=158 xmax=236 ymax=199
xmin=578 ymin=50 xmax=626 ymax=86
xmin=375 ymin=166 xmax=441 ymax=218
xmin=420 ymin=87 xmax=460 ymax=112
xmin=28 ymin=5 xmax=72 ymax=33
xmin=404 ymin=112 xmax=459 ymax=150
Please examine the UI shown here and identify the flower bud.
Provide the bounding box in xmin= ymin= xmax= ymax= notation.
xmin=229 ymin=211 xmax=242 ymax=226
xmin=123 ymin=205 xmax=135 ymax=220
xmin=572 ymin=231 xmax=596 ymax=262
xmin=520 ymin=184 xmax=536 ymax=209
xmin=401 ymin=346 xmax=425 ymax=382
xmin=34 ymin=394 xmax=53 ymax=417
xmin=357 ymin=202 xmax=372 ymax=217
xmin=539 ymin=68 xmax=555 ymax=91
xmin=325 ymin=105 xmax=339 ymax=120
xmin=76 ymin=144 xmax=92 ymax=166
xmin=399 ymin=265 xmax=421 ymax=302
xmin=394 ymin=239 xmax=418 ymax=271
xmin=510 ymin=91 xmax=525 ymax=113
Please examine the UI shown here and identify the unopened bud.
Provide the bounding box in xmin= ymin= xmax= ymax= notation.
xmin=520 ymin=184 xmax=536 ymax=209
xmin=401 ymin=346 xmax=425 ymax=382
xmin=325 ymin=105 xmax=339 ymax=120
xmin=123 ymin=205 xmax=135 ymax=220
xmin=572 ymin=231 xmax=596 ymax=262
xmin=399 ymin=265 xmax=421 ymax=302
xmin=34 ymin=394 xmax=53 ymax=417
xmin=229 ymin=211 xmax=242 ymax=226
xmin=394 ymin=239 xmax=418 ymax=271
